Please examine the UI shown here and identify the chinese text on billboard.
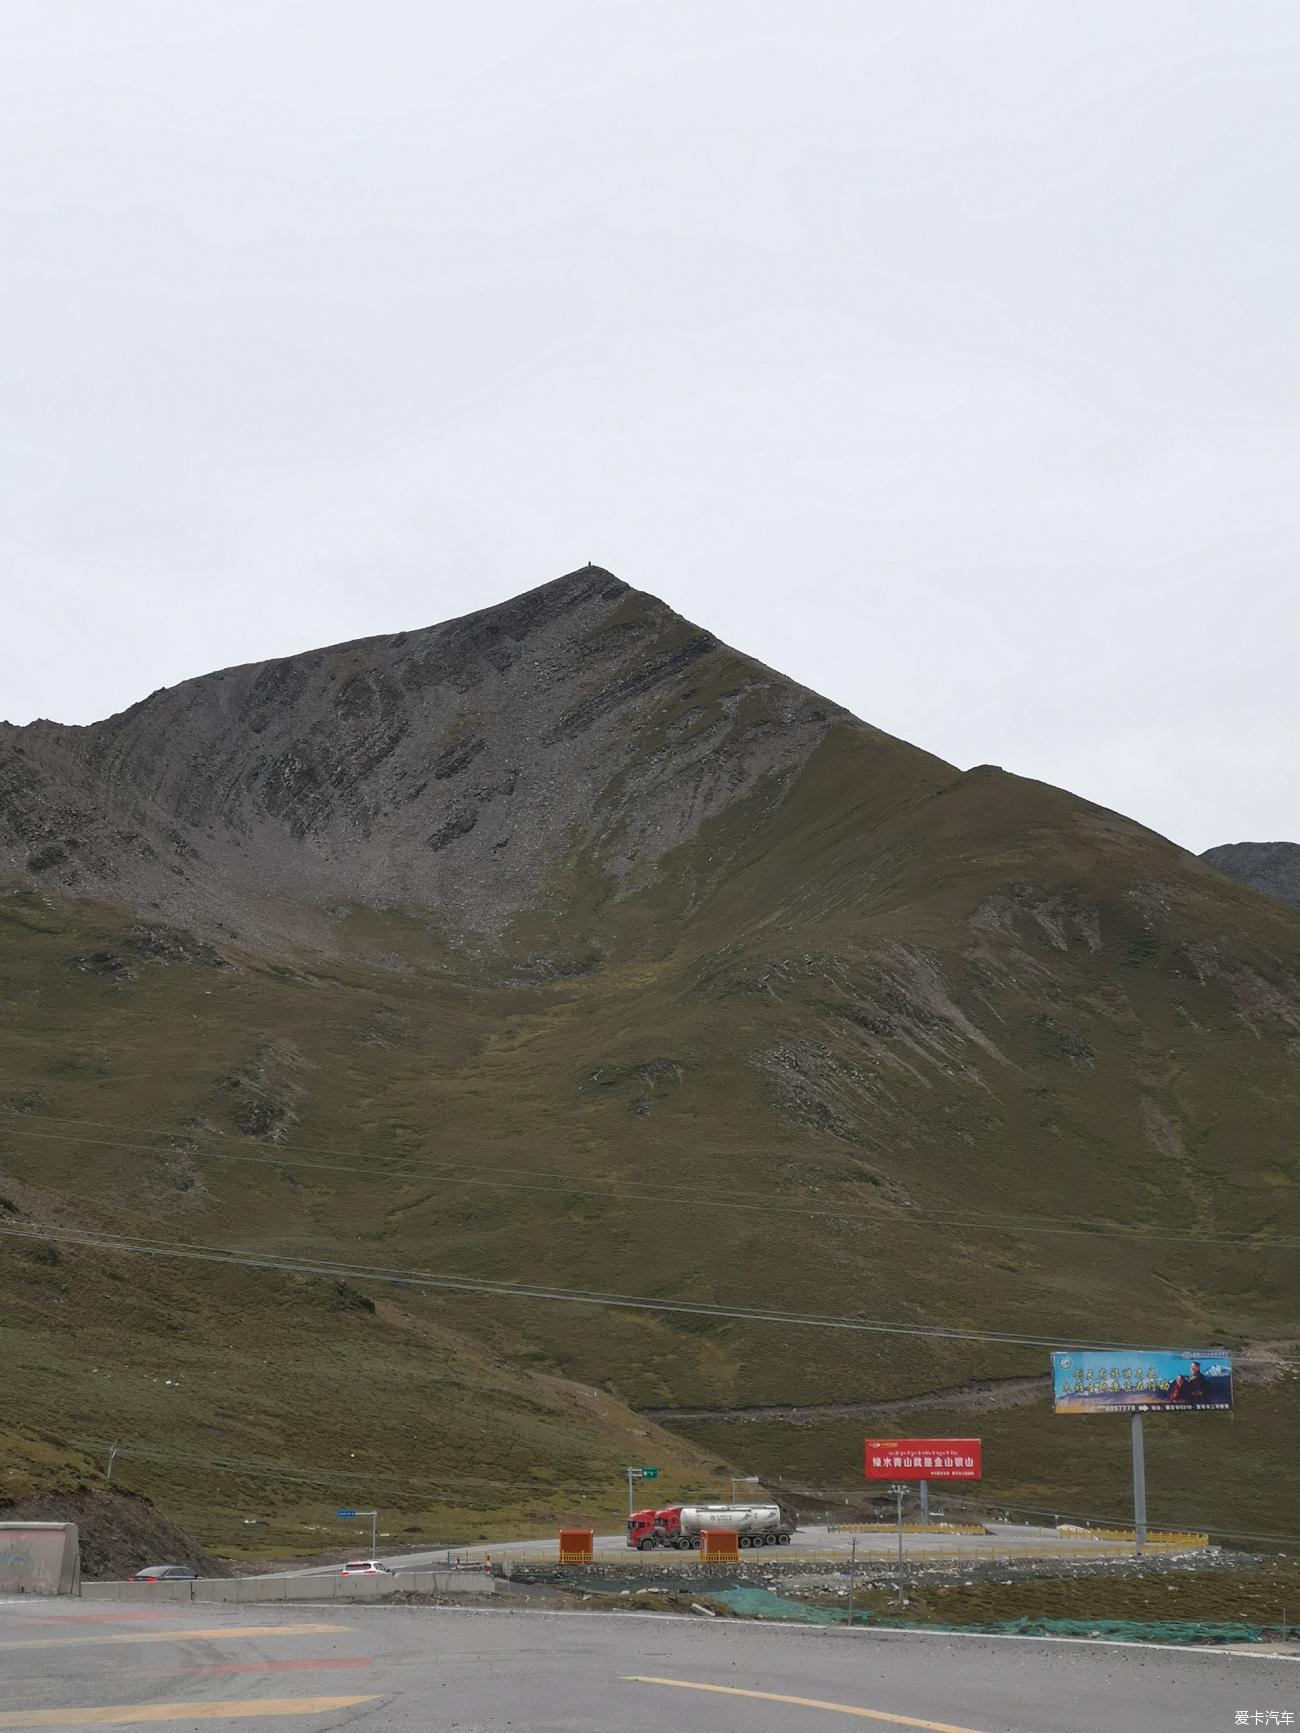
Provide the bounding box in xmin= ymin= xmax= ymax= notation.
xmin=1051 ymin=1351 xmax=1232 ymax=1414
xmin=864 ymin=1438 xmax=982 ymax=1480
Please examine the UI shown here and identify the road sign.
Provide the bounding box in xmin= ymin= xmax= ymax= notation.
xmin=624 ymin=1465 xmax=659 ymax=1515
xmin=335 ymin=1509 xmax=357 ymax=1518
xmin=865 ymin=1439 xmax=982 ymax=1481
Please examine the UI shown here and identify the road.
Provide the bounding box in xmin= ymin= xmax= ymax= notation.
xmin=1 ymin=1595 xmax=1291 ymax=1731
xmin=275 ymin=1522 xmax=1148 ymax=1577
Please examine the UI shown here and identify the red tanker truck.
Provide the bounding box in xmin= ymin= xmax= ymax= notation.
xmin=626 ymin=1502 xmax=793 ymax=1550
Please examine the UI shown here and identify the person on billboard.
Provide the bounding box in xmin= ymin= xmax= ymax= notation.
xmin=1165 ymin=1360 xmax=1208 ymax=1403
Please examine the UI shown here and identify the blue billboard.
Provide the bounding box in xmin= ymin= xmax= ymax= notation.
xmin=1052 ymin=1350 xmax=1232 ymax=1414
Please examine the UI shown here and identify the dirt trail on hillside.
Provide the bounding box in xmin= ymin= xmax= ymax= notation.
xmin=642 ymin=1343 xmax=1297 ymax=1426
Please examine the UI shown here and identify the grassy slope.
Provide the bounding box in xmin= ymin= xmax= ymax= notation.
xmin=0 ymin=1425 xmax=100 ymax=1504
xmin=3 ymin=715 xmax=1300 ymax=1554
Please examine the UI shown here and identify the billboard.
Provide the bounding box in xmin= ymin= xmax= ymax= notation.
xmin=1051 ymin=1351 xmax=1232 ymax=1414
xmin=865 ymin=1438 xmax=982 ymax=1481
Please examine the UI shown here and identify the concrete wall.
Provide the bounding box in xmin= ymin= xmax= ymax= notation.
xmin=81 ymin=1568 xmax=495 ymax=1603
xmin=0 ymin=1522 xmax=80 ymax=1595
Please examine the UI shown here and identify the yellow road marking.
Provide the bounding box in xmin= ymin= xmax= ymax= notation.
xmin=625 ymin=1676 xmax=991 ymax=1732
xmin=0 ymin=1625 xmax=350 ymax=1652
xmin=0 ymin=1698 xmax=375 ymax=1728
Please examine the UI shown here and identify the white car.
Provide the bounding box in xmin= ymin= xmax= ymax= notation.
xmin=339 ymin=1559 xmax=393 ymax=1576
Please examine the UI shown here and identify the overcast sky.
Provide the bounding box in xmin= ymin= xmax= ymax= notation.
xmin=3 ymin=1 xmax=1297 ymax=851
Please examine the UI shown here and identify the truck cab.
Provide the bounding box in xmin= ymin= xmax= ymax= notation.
xmin=626 ymin=1508 xmax=659 ymax=1550
xmin=626 ymin=1504 xmax=685 ymax=1550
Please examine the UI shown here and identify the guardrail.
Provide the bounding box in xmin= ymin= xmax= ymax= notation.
xmin=498 ymin=1539 xmax=1205 ymax=1571
xmin=1059 ymin=1528 xmax=1210 ymax=1547
xmin=827 ymin=1523 xmax=988 ymax=1535
xmin=82 ymin=1569 xmax=496 ymax=1603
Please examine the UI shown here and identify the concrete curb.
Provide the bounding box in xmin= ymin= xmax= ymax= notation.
xmin=81 ymin=1569 xmax=495 ymax=1602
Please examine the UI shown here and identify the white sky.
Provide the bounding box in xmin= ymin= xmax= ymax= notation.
xmin=3 ymin=0 xmax=1297 ymax=851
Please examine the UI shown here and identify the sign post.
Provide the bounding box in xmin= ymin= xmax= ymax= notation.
xmin=625 ymin=1466 xmax=657 ymax=1515
xmin=1131 ymin=1414 xmax=1147 ymax=1553
xmin=336 ymin=1508 xmax=379 ymax=1555
xmin=891 ymin=1483 xmax=906 ymax=1602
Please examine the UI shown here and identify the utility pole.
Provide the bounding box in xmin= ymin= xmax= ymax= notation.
xmin=893 ymin=1483 xmax=906 ymax=1603
xmin=846 ymin=1536 xmax=858 ymax=1629
xmin=1131 ymin=1414 xmax=1147 ymax=1555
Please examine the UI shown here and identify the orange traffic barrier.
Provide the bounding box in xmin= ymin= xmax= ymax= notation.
xmin=559 ymin=1528 xmax=594 ymax=1564
xmin=701 ymin=1529 xmax=740 ymax=1562
xmin=828 ymin=1523 xmax=987 ymax=1536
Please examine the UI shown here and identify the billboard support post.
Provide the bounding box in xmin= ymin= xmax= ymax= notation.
xmin=1131 ymin=1413 xmax=1147 ymax=1555
xmin=919 ymin=1479 xmax=929 ymax=1524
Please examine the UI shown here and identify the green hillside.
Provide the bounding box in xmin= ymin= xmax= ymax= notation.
xmin=3 ymin=574 xmax=1299 ymax=1556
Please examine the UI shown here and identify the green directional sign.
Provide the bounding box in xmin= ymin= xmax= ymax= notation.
xmin=641 ymin=1466 xmax=659 ymax=1479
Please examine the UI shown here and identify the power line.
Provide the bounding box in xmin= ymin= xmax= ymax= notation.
xmin=1 ymin=1219 xmax=1282 ymax=1361
xmin=782 ymin=1483 xmax=1300 ymax=1550
xmin=58 ymin=1432 xmax=1300 ymax=1549
xmin=937 ymin=1492 xmax=1300 ymax=1550
xmin=61 ymin=1435 xmax=630 ymax=1501
xmin=4 ymin=1117 xmax=1297 ymax=1250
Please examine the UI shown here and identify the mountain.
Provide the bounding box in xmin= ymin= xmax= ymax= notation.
xmin=1202 ymin=841 xmax=1300 ymax=913
xmin=0 ymin=568 xmax=844 ymax=942
xmin=3 ymin=567 xmax=1299 ymax=1556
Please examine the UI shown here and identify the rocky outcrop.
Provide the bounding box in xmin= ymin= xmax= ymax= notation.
xmin=0 ymin=1487 xmax=227 ymax=1582
xmin=1201 ymin=841 xmax=1300 ymax=912
xmin=0 ymin=568 xmax=846 ymax=939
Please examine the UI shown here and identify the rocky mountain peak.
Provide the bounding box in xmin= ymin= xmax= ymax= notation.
xmin=1201 ymin=840 xmax=1300 ymax=912
xmin=0 ymin=568 xmax=849 ymax=938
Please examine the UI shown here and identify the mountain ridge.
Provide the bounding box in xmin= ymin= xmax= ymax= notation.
xmin=3 ymin=566 xmax=1300 ymax=1557
xmin=1202 ymin=840 xmax=1300 ymax=913
xmin=1 ymin=567 xmax=871 ymax=942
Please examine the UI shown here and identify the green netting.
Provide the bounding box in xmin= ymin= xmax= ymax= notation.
xmin=714 ymin=1587 xmax=845 ymax=1624
xmin=710 ymin=1587 xmax=1267 ymax=1644
xmin=913 ymin=1617 xmax=1266 ymax=1645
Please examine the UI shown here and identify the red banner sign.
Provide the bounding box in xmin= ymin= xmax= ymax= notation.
xmin=865 ymin=1438 xmax=982 ymax=1481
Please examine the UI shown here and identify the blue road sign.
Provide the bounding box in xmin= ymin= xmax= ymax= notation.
xmin=336 ymin=1508 xmax=357 ymax=1518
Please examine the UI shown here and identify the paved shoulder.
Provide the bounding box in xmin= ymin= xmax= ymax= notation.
xmin=1 ymin=1600 xmax=1291 ymax=1731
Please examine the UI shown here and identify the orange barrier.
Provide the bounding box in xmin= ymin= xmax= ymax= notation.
xmin=1061 ymin=1526 xmax=1209 ymax=1547
xmin=701 ymin=1530 xmax=740 ymax=1562
xmin=558 ymin=1528 xmax=594 ymax=1564
xmin=828 ymin=1523 xmax=988 ymax=1536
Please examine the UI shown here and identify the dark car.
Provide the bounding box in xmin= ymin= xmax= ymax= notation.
xmin=130 ymin=1564 xmax=199 ymax=1582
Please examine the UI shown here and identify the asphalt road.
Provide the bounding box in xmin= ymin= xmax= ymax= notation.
xmin=2 ymin=1596 xmax=1292 ymax=1732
